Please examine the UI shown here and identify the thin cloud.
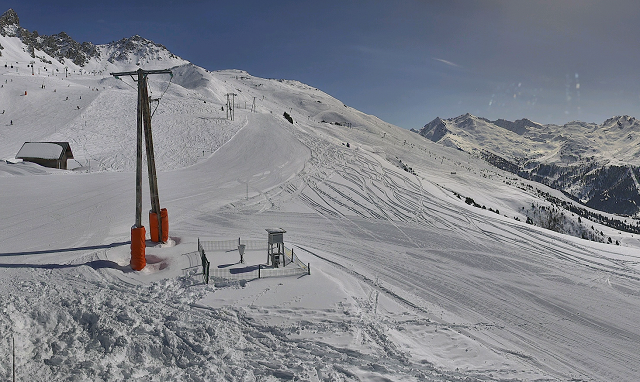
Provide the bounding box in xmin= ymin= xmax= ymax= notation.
xmin=433 ymin=58 xmax=462 ymax=68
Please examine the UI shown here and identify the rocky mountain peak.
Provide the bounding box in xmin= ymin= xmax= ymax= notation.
xmin=0 ymin=8 xmax=20 ymax=36
xmin=103 ymin=35 xmax=178 ymax=64
xmin=110 ymin=35 xmax=166 ymax=53
xmin=493 ymin=118 xmax=541 ymax=135
xmin=0 ymin=9 xmax=97 ymax=64
xmin=0 ymin=8 xmax=18 ymax=24
xmin=0 ymin=9 xmax=185 ymax=68
xmin=425 ymin=117 xmax=444 ymax=126
xmin=603 ymin=115 xmax=638 ymax=129
xmin=417 ymin=116 xmax=449 ymax=142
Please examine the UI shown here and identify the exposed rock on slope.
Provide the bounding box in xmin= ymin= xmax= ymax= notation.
xmin=0 ymin=8 xmax=185 ymax=68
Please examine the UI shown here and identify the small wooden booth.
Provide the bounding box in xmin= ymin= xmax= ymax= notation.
xmin=15 ymin=142 xmax=74 ymax=169
xmin=266 ymin=228 xmax=286 ymax=268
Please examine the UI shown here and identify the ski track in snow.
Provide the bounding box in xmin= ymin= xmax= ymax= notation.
xmin=226 ymin=122 xmax=640 ymax=382
xmin=1 ymin=59 xmax=640 ymax=382
xmin=1 ymin=257 xmax=527 ymax=382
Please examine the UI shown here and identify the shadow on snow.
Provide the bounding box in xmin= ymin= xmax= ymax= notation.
xmin=0 ymin=259 xmax=133 ymax=273
xmin=0 ymin=241 xmax=130 ymax=257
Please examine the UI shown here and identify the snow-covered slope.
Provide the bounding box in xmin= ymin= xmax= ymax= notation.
xmin=1 ymin=9 xmax=640 ymax=382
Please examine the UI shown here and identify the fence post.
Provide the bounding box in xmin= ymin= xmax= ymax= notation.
xmin=13 ymin=335 xmax=15 ymax=382
xmin=199 ymin=243 xmax=210 ymax=284
xmin=308 ymin=263 xmax=310 ymax=275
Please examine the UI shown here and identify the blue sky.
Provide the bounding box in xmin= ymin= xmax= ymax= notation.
xmin=7 ymin=0 xmax=640 ymax=128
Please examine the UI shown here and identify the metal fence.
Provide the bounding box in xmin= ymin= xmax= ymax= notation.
xmin=209 ymin=268 xmax=259 ymax=280
xmin=199 ymin=238 xmax=267 ymax=252
xmin=186 ymin=238 xmax=309 ymax=283
xmin=208 ymin=264 xmax=308 ymax=280
xmin=260 ymin=265 xmax=308 ymax=278
xmin=285 ymin=246 xmax=310 ymax=274
xmin=197 ymin=239 xmax=210 ymax=284
xmin=199 ymin=239 xmax=237 ymax=252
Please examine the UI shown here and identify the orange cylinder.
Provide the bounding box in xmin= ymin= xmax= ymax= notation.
xmin=161 ymin=208 xmax=169 ymax=242
xmin=130 ymin=226 xmax=146 ymax=270
xmin=149 ymin=211 xmax=158 ymax=242
xmin=149 ymin=208 xmax=169 ymax=242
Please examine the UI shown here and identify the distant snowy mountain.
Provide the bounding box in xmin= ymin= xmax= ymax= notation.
xmin=416 ymin=113 xmax=640 ymax=216
xmin=0 ymin=8 xmax=187 ymax=73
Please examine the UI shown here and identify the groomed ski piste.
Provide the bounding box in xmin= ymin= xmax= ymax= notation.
xmin=1 ymin=36 xmax=640 ymax=381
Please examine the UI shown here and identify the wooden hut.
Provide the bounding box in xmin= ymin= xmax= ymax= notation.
xmin=15 ymin=142 xmax=74 ymax=169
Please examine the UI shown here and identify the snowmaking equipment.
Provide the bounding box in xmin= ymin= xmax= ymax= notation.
xmin=111 ymin=68 xmax=173 ymax=270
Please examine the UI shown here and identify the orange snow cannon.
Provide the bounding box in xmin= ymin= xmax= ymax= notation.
xmin=149 ymin=208 xmax=169 ymax=243
xmin=130 ymin=226 xmax=146 ymax=270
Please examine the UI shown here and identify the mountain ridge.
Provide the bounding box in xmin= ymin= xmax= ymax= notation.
xmin=415 ymin=113 xmax=640 ymax=215
xmin=0 ymin=8 xmax=187 ymax=71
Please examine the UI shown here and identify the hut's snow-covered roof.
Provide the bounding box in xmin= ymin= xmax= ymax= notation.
xmin=15 ymin=142 xmax=71 ymax=160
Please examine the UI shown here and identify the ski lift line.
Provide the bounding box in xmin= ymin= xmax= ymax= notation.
xmin=112 ymin=70 xmax=173 ymax=118
xmin=113 ymin=75 xmax=137 ymax=92
xmin=151 ymin=73 xmax=173 ymax=119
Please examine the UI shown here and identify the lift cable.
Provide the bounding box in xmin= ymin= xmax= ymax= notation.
xmin=150 ymin=73 xmax=173 ymax=119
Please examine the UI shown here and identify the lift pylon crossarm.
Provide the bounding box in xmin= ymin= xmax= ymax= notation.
xmin=110 ymin=69 xmax=173 ymax=77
